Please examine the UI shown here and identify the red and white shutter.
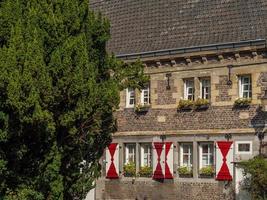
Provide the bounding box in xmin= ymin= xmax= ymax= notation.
xmin=106 ymin=143 xmax=119 ymax=179
xmin=152 ymin=142 xmax=165 ymax=179
xmin=215 ymin=141 xmax=234 ymax=181
xmin=165 ymin=142 xmax=173 ymax=179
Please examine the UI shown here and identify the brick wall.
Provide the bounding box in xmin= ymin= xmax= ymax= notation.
xmin=156 ymin=79 xmax=177 ymax=105
xmin=215 ymin=75 xmax=232 ymax=102
xmin=116 ymin=105 xmax=267 ymax=132
xmin=96 ymin=179 xmax=234 ymax=200
xmin=257 ymin=72 xmax=267 ymax=98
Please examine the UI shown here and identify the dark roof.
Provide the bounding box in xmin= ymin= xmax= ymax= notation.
xmin=90 ymin=0 xmax=267 ymax=56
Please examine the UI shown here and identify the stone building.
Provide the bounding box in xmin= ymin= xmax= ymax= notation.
xmin=90 ymin=1 xmax=267 ymax=199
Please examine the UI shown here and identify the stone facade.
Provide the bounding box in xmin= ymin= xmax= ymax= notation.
xmin=90 ymin=3 xmax=267 ymax=198
xmin=116 ymin=106 xmax=267 ymax=132
xmin=96 ymin=179 xmax=232 ymax=200
xmin=95 ymin=47 xmax=267 ymax=199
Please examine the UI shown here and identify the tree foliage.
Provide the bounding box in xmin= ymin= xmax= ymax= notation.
xmin=239 ymin=156 xmax=267 ymax=200
xmin=0 ymin=0 xmax=148 ymax=199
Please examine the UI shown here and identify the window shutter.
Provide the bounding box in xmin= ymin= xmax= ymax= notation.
xmin=215 ymin=141 xmax=233 ymax=181
xmin=152 ymin=142 xmax=165 ymax=179
xmin=106 ymin=143 xmax=119 ymax=179
xmin=165 ymin=142 xmax=173 ymax=179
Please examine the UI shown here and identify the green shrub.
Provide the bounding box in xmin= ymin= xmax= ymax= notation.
xmin=199 ymin=166 xmax=214 ymax=176
xmin=123 ymin=162 xmax=136 ymax=177
xmin=239 ymin=156 xmax=267 ymax=200
xmin=138 ymin=166 xmax=152 ymax=177
xmin=178 ymin=166 xmax=192 ymax=175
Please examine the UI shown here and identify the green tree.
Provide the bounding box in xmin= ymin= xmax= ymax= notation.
xmin=0 ymin=0 xmax=148 ymax=199
xmin=239 ymin=156 xmax=267 ymax=200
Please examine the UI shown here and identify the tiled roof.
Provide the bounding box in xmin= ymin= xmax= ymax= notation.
xmin=90 ymin=0 xmax=267 ymax=55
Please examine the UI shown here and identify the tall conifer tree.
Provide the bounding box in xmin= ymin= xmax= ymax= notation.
xmin=0 ymin=1 xmax=147 ymax=199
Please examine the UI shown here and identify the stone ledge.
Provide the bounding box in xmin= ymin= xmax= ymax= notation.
xmin=113 ymin=128 xmax=256 ymax=137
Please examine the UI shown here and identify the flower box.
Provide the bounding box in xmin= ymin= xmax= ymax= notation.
xmin=138 ymin=166 xmax=152 ymax=177
xmin=194 ymin=98 xmax=210 ymax=110
xmin=234 ymin=98 xmax=251 ymax=108
xmin=177 ymin=100 xmax=194 ymax=111
xmin=178 ymin=166 xmax=193 ymax=178
xmin=199 ymin=166 xmax=214 ymax=178
xmin=134 ymin=104 xmax=150 ymax=113
xmin=123 ymin=162 xmax=136 ymax=177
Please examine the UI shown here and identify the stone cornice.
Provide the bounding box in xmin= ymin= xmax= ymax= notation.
xmin=113 ymin=128 xmax=256 ymax=137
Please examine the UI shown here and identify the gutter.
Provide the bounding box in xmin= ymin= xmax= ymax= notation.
xmin=116 ymin=39 xmax=266 ymax=60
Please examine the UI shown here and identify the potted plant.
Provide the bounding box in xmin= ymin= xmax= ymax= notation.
xmin=178 ymin=166 xmax=193 ymax=178
xmin=199 ymin=166 xmax=214 ymax=178
xmin=193 ymin=98 xmax=209 ymax=110
xmin=234 ymin=98 xmax=251 ymax=108
xmin=177 ymin=99 xmax=194 ymax=111
xmin=138 ymin=166 xmax=153 ymax=177
xmin=134 ymin=103 xmax=150 ymax=113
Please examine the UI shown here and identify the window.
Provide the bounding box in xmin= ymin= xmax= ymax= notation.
xmin=184 ymin=79 xmax=195 ymax=100
xmin=239 ymin=75 xmax=252 ymax=98
xmin=180 ymin=143 xmax=193 ymax=168
xmin=200 ymin=78 xmax=211 ymax=99
xmin=141 ymin=86 xmax=150 ymax=105
xmin=140 ymin=143 xmax=152 ymax=167
xmin=236 ymin=141 xmax=252 ymax=154
xmin=125 ymin=144 xmax=136 ymax=164
xmin=199 ymin=143 xmax=214 ymax=168
xmin=126 ymin=88 xmax=135 ymax=108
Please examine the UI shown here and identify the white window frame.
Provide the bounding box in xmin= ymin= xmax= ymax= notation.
xmin=200 ymin=78 xmax=211 ymax=100
xmin=141 ymin=86 xmax=150 ymax=105
xmin=125 ymin=143 xmax=136 ymax=164
xmin=199 ymin=142 xmax=214 ymax=169
xmin=235 ymin=141 xmax=252 ymax=155
xmin=180 ymin=143 xmax=193 ymax=169
xmin=140 ymin=143 xmax=152 ymax=167
xmin=239 ymin=75 xmax=252 ymax=98
xmin=184 ymin=79 xmax=195 ymax=100
xmin=126 ymin=88 xmax=135 ymax=108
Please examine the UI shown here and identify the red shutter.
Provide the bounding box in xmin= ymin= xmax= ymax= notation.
xmin=152 ymin=142 xmax=165 ymax=179
xmin=106 ymin=143 xmax=119 ymax=179
xmin=165 ymin=142 xmax=173 ymax=179
xmin=216 ymin=141 xmax=233 ymax=181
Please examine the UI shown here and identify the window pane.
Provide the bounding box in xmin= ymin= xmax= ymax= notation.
xmin=183 ymin=155 xmax=189 ymax=166
xmin=140 ymin=144 xmax=152 ymax=167
xmin=202 ymin=144 xmax=208 ymax=153
xmin=238 ymin=143 xmax=250 ymax=152
xmin=202 ymin=155 xmax=208 ymax=166
xmin=183 ymin=145 xmax=189 ymax=153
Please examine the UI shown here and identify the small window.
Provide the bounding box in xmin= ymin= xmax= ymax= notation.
xmin=236 ymin=141 xmax=252 ymax=154
xmin=140 ymin=143 xmax=152 ymax=167
xmin=125 ymin=143 xmax=136 ymax=164
xmin=184 ymin=79 xmax=195 ymax=100
xmin=141 ymin=86 xmax=150 ymax=105
xmin=126 ymin=88 xmax=135 ymax=108
xmin=180 ymin=143 xmax=193 ymax=168
xmin=199 ymin=142 xmax=214 ymax=169
xmin=200 ymin=78 xmax=211 ymax=99
xmin=239 ymin=75 xmax=252 ymax=98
